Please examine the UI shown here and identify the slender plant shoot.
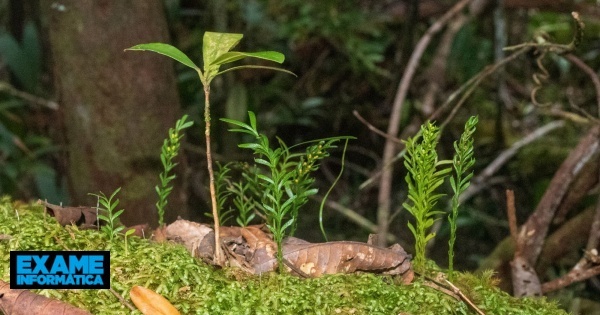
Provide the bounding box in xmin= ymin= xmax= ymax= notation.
xmin=448 ymin=116 xmax=477 ymax=275
xmin=126 ymin=32 xmax=294 ymax=264
xmin=89 ymin=187 xmax=124 ymax=241
xmin=402 ymin=121 xmax=451 ymax=271
xmin=156 ymin=115 xmax=193 ymax=227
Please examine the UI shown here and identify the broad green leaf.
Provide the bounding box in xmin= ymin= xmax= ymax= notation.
xmin=125 ymin=43 xmax=199 ymax=71
xmin=203 ymin=32 xmax=243 ymax=67
xmin=211 ymin=51 xmax=285 ymax=66
xmin=203 ymin=32 xmax=243 ymax=81
xmin=217 ymin=65 xmax=296 ymax=77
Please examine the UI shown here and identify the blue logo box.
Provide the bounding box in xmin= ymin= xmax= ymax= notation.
xmin=10 ymin=251 xmax=110 ymax=289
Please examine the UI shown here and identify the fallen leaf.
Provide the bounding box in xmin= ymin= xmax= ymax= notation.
xmin=38 ymin=200 xmax=100 ymax=227
xmin=130 ymin=285 xmax=180 ymax=315
xmin=0 ymin=280 xmax=92 ymax=315
xmin=255 ymin=240 xmax=413 ymax=283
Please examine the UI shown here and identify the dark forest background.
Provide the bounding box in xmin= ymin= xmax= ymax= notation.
xmin=1 ymin=0 xmax=599 ymax=312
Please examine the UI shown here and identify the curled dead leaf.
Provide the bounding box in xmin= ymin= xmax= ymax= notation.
xmin=38 ymin=200 xmax=100 ymax=228
xmin=165 ymin=220 xmax=413 ymax=283
xmin=130 ymin=285 xmax=180 ymax=315
xmin=0 ymin=280 xmax=92 ymax=315
xmin=254 ymin=240 xmax=413 ymax=283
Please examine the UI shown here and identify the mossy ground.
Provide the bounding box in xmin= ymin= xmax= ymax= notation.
xmin=0 ymin=197 xmax=568 ymax=314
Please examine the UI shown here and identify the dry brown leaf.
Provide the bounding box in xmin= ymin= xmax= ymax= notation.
xmin=165 ymin=219 xmax=215 ymax=262
xmin=0 ymin=280 xmax=92 ymax=315
xmin=38 ymin=200 xmax=100 ymax=227
xmin=255 ymin=240 xmax=414 ymax=283
xmin=165 ymin=220 xmax=413 ymax=283
xmin=130 ymin=286 xmax=180 ymax=315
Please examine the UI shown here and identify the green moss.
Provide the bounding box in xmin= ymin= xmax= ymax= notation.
xmin=0 ymin=197 xmax=568 ymax=314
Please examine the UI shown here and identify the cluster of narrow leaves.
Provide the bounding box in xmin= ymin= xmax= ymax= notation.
xmin=402 ymin=117 xmax=478 ymax=273
xmin=213 ymin=162 xmax=261 ymax=227
xmin=448 ymin=116 xmax=478 ymax=274
xmin=402 ymin=122 xmax=451 ymax=271
xmin=220 ymin=111 xmax=350 ymax=271
xmin=156 ymin=115 xmax=193 ymax=227
xmin=88 ymin=187 xmax=124 ymax=241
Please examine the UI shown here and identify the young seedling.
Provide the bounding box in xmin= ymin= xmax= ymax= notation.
xmin=448 ymin=116 xmax=477 ymax=276
xmin=89 ymin=187 xmax=125 ymax=241
xmin=156 ymin=115 xmax=193 ymax=227
xmin=402 ymin=122 xmax=451 ymax=271
xmin=210 ymin=162 xmax=235 ymax=226
xmin=126 ymin=32 xmax=294 ymax=264
xmin=221 ymin=111 xmax=352 ymax=271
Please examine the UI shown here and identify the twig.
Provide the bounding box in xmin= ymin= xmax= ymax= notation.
xmin=520 ymin=125 xmax=600 ymax=264
xmin=585 ymin=182 xmax=600 ymax=251
xmin=541 ymin=250 xmax=600 ymax=293
xmin=352 ymin=110 xmax=402 ymax=144
xmin=444 ymin=279 xmax=486 ymax=315
xmin=422 ymin=280 xmax=461 ymax=301
xmin=422 ymin=272 xmax=486 ymax=315
xmin=564 ymin=53 xmax=600 ymax=117
xmin=505 ymin=190 xmax=518 ymax=251
xmin=543 ymin=107 xmax=597 ymax=125
xmin=460 ymin=120 xmax=565 ymax=203
xmin=108 ymin=288 xmax=136 ymax=311
xmin=0 ymin=82 xmax=59 ymax=110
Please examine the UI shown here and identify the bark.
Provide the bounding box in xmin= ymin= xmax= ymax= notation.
xmin=43 ymin=0 xmax=187 ymax=227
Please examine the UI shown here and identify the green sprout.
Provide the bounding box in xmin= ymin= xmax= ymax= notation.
xmin=448 ymin=116 xmax=477 ymax=275
xmin=89 ymin=187 xmax=124 ymax=241
xmin=156 ymin=115 xmax=193 ymax=227
xmin=402 ymin=121 xmax=451 ymax=271
xmin=221 ymin=111 xmax=353 ymax=271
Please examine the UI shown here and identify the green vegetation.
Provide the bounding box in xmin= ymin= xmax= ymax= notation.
xmin=402 ymin=117 xmax=477 ymax=273
xmin=448 ymin=116 xmax=478 ymax=275
xmin=0 ymin=198 xmax=567 ymax=314
xmin=221 ymin=111 xmax=353 ymax=271
xmin=402 ymin=122 xmax=452 ymax=271
xmin=155 ymin=115 xmax=193 ymax=227
xmin=126 ymin=31 xmax=294 ymax=263
xmin=88 ymin=187 xmax=125 ymax=241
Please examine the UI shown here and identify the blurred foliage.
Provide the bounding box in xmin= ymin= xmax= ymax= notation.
xmin=0 ymin=19 xmax=67 ymax=203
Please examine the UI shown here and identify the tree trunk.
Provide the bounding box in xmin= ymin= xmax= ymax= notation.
xmin=43 ymin=0 xmax=187 ymax=227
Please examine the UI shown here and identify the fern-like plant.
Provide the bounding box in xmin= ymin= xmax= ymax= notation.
xmin=221 ymin=111 xmax=352 ymax=271
xmin=448 ymin=116 xmax=477 ymax=275
xmin=155 ymin=115 xmax=193 ymax=227
xmin=402 ymin=121 xmax=451 ymax=271
xmin=89 ymin=187 xmax=124 ymax=241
